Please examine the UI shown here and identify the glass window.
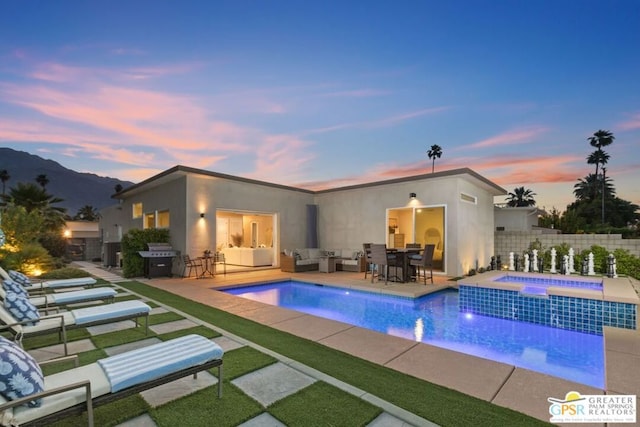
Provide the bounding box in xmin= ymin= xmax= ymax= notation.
xmin=157 ymin=210 xmax=170 ymax=228
xmin=132 ymin=203 xmax=143 ymax=218
xmin=144 ymin=213 xmax=155 ymax=229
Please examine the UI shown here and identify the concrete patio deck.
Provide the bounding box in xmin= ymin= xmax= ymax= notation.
xmin=101 ymin=265 xmax=640 ymax=425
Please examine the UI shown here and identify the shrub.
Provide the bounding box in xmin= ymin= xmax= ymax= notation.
xmin=39 ymin=267 xmax=93 ymax=280
xmin=121 ymin=228 xmax=171 ymax=278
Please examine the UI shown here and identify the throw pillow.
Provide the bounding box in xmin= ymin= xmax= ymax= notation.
xmin=0 ymin=337 xmax=44 ymax=407
xmin=2 ymin=280 xmax=27 ymax=298
xmin=7 ymin=271 xmax=31 ymax=287
xmin=4 ymin=293 xmax=39 ymax=326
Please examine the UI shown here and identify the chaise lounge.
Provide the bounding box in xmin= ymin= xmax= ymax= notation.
xmin=2 ymin=279 xmax=117 ymax=309
xmin=0 ymin=267 xmax=97 ymax=290
xmin=0 ymin=300 xmax=151 ymax=355
xmin=0 ymin=334 xmax=224 ymax=427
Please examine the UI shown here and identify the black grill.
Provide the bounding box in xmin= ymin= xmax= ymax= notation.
xmin=138 ymin=243 xmax=178 ymax=279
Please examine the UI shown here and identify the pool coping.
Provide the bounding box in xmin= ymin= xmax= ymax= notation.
xmin=142 ymin=269 xmax=640 ymax=424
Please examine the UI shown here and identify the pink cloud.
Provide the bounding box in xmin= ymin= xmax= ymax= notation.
xmin=302 ymin=107 xmax=450 ymax=136
xmin=466 ymin=126 xmax=549 ymax=149
xmin=249 ymin=134 xmax=315 ymax=182
xmin=297 ymin=153 xmax=587 ymax=192
xmin=617 ymin=112 xmax=640 ymax=131
xmin=369 ymin=107 xmax=451 ymax=128
xmin=29 ymin=62 xmax=199 ymax=83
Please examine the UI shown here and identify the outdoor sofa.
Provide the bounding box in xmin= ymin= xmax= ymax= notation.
xmin=0 ymin=334 xmax=223 ymax=427
xmin=280 ymin=248 xmax=366 ymax=273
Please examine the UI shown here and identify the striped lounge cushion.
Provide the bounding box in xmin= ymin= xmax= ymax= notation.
xmin=70 ymin=300 xmax=150 ymax=325
xmin=97 ymin=334 xmax=224 ymax=392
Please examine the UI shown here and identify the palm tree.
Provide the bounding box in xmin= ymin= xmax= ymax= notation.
xmin=586 ymin=149 xmax=610 ymax=178
xmin=573 ymin=173 xmax=615 ymax=201
xmin=35 ymin=174 xmax=49 ymax=189
xmin=5 ymin=182 xmax=67 ymax=231
xmin=506 ymin=186 xmax=537 ymax=207
xmin=74 ymin=205 xmax=99 ymax=221
xmin=427 ymin=144 xmax=443 ymax=173
xmin=0 ymin=169 xmax=9 ymax=196
xmin=588 ymin=129 xmax=615 ymax=150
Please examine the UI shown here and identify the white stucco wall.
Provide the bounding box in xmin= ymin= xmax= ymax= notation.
xmin=100 ymin=166 xmax=505 ymax=278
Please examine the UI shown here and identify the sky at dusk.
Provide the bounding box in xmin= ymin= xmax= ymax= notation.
xmin=1 ymin=1 xmax=639 ymax=211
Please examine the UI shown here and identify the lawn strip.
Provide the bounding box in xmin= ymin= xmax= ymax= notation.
xmin=269 ymin=381 xmax=381 ymax=427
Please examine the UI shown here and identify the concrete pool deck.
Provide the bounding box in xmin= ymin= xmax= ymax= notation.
xmin=136 ymin=268 xmax=640 ymax=425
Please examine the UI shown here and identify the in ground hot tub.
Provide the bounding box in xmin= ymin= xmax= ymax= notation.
xmin=457 ymin=271 xmax=638 ymax=335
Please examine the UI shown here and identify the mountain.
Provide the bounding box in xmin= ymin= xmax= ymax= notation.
xmin=0 ymin=148 xmax=134 ymax=216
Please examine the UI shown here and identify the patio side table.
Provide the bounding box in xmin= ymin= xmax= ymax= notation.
xmin=319 ymin=256 xmax=336 ymax=273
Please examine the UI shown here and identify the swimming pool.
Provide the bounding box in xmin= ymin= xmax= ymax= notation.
xmin=223 ymin=280 xmax=604 ymax=388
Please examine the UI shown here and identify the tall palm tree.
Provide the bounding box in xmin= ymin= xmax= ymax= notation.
xmin=586 ymin=149 xmax=610 ymax=178
xmin=506 ymin=186 xmax=537 ymax=207
xmin=35 ymin=174 xmax=49 ymax=189
xmin=588 ymin=129 xmax=615 ymax=150
xmin=427 ymin=144 xmax=443 ymax=173
xmin=0 ymin=169 xmax=9 ymax=196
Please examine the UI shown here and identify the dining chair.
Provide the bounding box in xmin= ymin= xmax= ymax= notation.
xmin=362 ymin=243 xmax=374 ymax=280
xmin=369 ymin=244 xmax=396 ymax=285
xmin=213 ymin=252 xmax=227 ymax=275
xmin=182 ymin=255 xmax=203 ymax=278
xmin=410 ymin=244 xmax=435 ymax=285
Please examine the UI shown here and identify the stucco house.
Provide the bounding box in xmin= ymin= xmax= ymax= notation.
xmin=99 ymin=165 xmax=506 ymax=277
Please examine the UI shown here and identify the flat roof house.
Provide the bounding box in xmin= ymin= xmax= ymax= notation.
xmin=99 ymin=166 xmax=506 ymax=277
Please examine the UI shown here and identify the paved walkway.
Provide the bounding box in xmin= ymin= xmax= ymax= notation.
xmin=70 ymin=262 xmax=433 ymax=427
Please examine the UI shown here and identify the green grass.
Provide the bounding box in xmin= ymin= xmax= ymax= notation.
xmin=269 ymin=381 xmax=381 ymax=427
xmin=118 ymin=281 xmax=551 ymax=427
xmin=148 ymin=311 xmax=184 ymax=325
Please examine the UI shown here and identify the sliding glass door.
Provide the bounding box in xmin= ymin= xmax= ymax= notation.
xmin=387 ymin=206 xmax=445 ymax=271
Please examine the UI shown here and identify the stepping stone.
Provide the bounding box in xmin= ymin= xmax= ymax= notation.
xmin=232 ymin=362 xmax=316 ymax=407
xmin=367 ymin=413 xmax=415 ymax=427
xmin=238 ymin=413 xmax=286 ymax=427
xmin=30 ymin=339 xmax=96 ymax=362
xmin=86 ymin=319 xmax=139 ymax=335
xmin=140 ymin=370 xmax=218 ymax=408
xmin=149 ymin=319 xmax=198 ymax=335
xmin=150 ymin=306 xmax=169 ymax=315
xmin=104 ymin=337 xmax=163 ymax=356
xmin=115 ymin=414 xmax=157 ymax=427
xmin=214 ymin=335 xmax=245 ymax=352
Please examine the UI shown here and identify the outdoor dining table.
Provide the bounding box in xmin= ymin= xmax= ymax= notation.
xmin=385 ymin=248 xmax=422 ymax=282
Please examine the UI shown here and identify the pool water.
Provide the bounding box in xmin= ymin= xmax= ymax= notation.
xmin=495 ymin=275 xmax=603 ymax=290
xmin=223 ymin=280 xmax=604 ymax=388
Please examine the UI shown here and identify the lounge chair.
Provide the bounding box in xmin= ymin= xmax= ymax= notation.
xmin=0 ymin=300 xmax=151 ymax=355
xmin=0 ymin=267 xmax=97 ymax=290
xmin=0 ymin=334 xmax=223 ymax=427
xmin=1 ymin=279 xmax=117 ymax=309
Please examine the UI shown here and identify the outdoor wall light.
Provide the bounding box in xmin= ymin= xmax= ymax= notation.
xmin=200 ymin=213 xmax=205 ymax=218
xmin=409 ymin=192 xmax=417 ymax=199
